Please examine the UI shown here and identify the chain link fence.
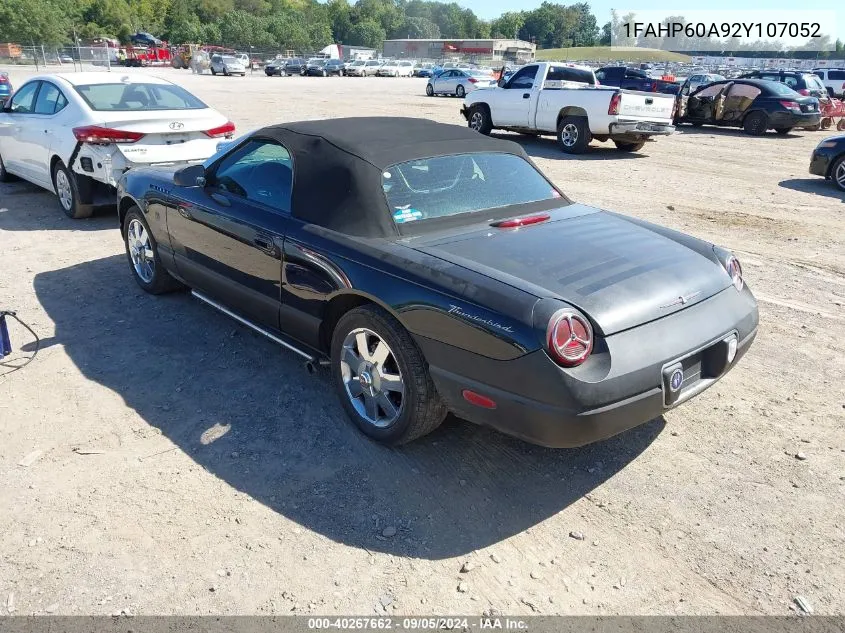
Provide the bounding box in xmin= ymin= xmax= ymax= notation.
xmin=0 ymin=44 xmax=115 ymax=71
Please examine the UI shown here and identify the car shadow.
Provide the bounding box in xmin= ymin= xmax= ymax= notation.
xmin=779 ymin=178 xmax=843 ymax=201
xmin=0 ymin=182 xmax=114 ymax=231
xmin=675 ymin=124 xmax=810 ymax=138
xmin=491 ymin=133 xmax=648 ymax=160
xmin=34 ymin=255 xmax=665 ymax=560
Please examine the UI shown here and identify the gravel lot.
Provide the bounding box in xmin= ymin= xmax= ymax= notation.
xmin=0 ymin=66 xmax=843 ymax=617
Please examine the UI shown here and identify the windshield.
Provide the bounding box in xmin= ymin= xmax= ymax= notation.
xmin=222 ymin=56 xmax=237 ymax=63
xmin=351 ymin=60 xmax=365 ymax=66
xmin=382 ymin=153 xmax=560 ymax=224
xmin=308 ymin=58 xmax=323 ymax=64
xmin=74 ymin=82 xmax=207 ymax=111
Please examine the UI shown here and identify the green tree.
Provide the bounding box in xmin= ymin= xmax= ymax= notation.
xmin=347 ymin=18 xmax=385 ymax=47
xmin=0 ymin=0 xmax=71 ymax=44
xmin=400 ymin=16 xmax=440 ymax=38
xmin=491 ymin=11 xmax=524 ymax=39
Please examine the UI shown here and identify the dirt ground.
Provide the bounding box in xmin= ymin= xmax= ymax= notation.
xmin=0 ymin=66 xmax=843 ymax=617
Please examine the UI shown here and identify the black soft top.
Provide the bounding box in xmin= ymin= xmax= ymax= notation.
xmin=253 ymin=117 xmax=529 ymax=238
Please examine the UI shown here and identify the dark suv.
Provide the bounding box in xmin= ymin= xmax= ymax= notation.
xmin=738 ymin=70 xmax=827 ymax=99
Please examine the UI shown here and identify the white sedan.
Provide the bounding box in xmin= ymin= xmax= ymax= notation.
xmin=425 ymin=69 xmax=497 ymax=98
xmin=0 ymin=72 xmax=234 ymax=218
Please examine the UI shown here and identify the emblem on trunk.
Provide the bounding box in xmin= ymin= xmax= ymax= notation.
xmin=169 ymin=122 xmax=184 ymax=130
xmin=661 ymin=291 xmax=701 ymax=309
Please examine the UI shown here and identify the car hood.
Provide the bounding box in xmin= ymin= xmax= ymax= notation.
xmin=409 ymin=205 xmax=733 ymax=335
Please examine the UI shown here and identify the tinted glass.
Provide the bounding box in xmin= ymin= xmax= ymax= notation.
xmin=831 ymin=70 xmax=845 ymax=80
xmin=75 ymin=83 xmax=206 ymax=111
xmin=507 ymin=65 xmax=538 ymax=89
xmin=765 ymin=82 xmax=800 ymax=96
xmin=382 ymin=153 xmax=559 ymax=224
xmin=33 ymin=82 xmax=64 ymax=114
xmin=212 ymin=139 xmax=293 ymax=212
xmin=546 ymin=66 xmax=595 ymax=85
xmin=9 ymin=81 xmax=39 ymax=113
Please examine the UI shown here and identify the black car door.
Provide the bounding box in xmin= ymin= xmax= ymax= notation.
xmin=166 ymin=137 xmax=295 ymax=330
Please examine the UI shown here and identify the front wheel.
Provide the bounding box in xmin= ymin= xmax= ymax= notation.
xmin=455 ymin=84 xmax=465 ymax=98
xmin=743 ymin=111 xmax=768 ymax=136
xmin=831 ymin=155 xmax=845 ymax=192
xmin=467 ymin=105 xmax=492 ymax=135
xmin=557 ymin=116 xmax=590 ymax=154
xmin=211 ymin=68 xmax=217 ymax=75
xmin=425 ymin=83 xmax=434 ymax=96
xmin=331 ymin=305 xmax=446 ymax=445
xmin=614 ymin=141 xmax=645 ymax=152
xmin=53 ymin=161 xmax=93 ymax=219
xmin=123 ymin=207 xmax=182 ymax=294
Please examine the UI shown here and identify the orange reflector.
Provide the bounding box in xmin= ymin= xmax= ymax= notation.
xmin=462 ymin=390 xmax=497 ymax=409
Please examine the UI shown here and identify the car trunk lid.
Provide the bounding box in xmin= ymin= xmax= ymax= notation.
xmin=409 ymin=206 xmax=732 ymax=335
xmin=100 ymin=109 xmax=228 ymax=164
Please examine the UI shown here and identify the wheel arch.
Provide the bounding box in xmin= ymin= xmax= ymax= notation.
xmin=118 ymin=194 xmax=142 ymax=234
xmin=557 ymin=107 xmax=589 ymax=128
xmin=319 ymin=290 xmax=404 ymax=354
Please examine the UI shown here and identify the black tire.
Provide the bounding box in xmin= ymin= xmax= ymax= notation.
xmin=743 ymin=111 xmax=768 ymax=136
xmin=122 ymin=207 xmax=182 ymax=294
xmin=211 ymin=68 xmax=217 ymax=75
xmin=467 ymin=104 xmax=492 ymax=135
xmin=425 ymin=83 xmax=434 ymax=96
xmin=331 ymin=305 xmax=446 ymax=445
xmin=774 ymin=127 xmax=792 ymax=135
xmin=614 ymin=141 xmax=645 ymax=152
xmin=830 ymin=155 xmax=845 ymax=192
xmin=0 ymin=152 xmax=17 ymax=182
xmin=52 ymin=161 xmax=93 ymax=219
xmin=690 ymin=121 xmax=704 ymax=127
xmin=828 ymin=87 xmax=836 ymax=98
xmin=455 ymin=84 xmax=465 ymax=98
xmin=556 ymin=115 xmax=591 ymax=154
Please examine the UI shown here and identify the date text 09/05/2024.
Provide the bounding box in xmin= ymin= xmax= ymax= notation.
xmin=623 ymin=21 xmax=822 ymax=39
xmin=307 ymin=617 xmax=528 ymax=630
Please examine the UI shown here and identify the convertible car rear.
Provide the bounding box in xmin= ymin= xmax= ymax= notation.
xmin=116 ymin=117 xmax=758 ymax=448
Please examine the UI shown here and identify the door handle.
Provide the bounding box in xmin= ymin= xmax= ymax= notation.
xmin=209 ymin=192 xmax=231 ymax=207
xmin=253 ymin=235 xmax=278 ymax=256
xmin=523 ymin=93 xmax=530 ymax=98
xmin=43 ymin=129 xmax=52 ymax=134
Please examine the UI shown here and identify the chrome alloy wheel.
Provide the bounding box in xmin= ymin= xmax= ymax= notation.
xmin=55 ymin=169 xmax=73 ymax=211
xmin=469 ymin=111 xmax=485 ymax=131
xmin=835 ymin=160 xmax=845 ymax=190
xmin=127 ymin=218 xmax=155 ymax=283
xmin=560 ymin=123 xmax=579 ymax=147
xmin=340 ymin=328 xmax=404 ymax=428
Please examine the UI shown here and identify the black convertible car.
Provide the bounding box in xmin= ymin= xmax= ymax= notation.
xmin=116 ymin=118 xmax=758 ymax=448
xmin=676 ymin=78 xmax=820 ymax=135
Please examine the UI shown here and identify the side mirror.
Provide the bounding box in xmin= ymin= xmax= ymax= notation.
xmin=173 ymin=164 xmax=205 ymax=187
xmin=497 ymin=77 xmax=506 ymax=88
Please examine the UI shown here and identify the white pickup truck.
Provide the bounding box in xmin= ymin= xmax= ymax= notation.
xmin=461 ymin=62 xmax=676 ymax=153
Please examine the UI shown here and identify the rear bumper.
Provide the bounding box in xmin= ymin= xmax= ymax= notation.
xmin=769 ymin=112 xmax=820 ymax=128
xmin=419 ymin=285 xmax=758 ymax=448
xmin=610 ymin=120 xmax=675 ymax=137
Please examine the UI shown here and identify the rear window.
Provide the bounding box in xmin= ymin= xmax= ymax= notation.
xmin=766 ymin=81 xmax=800 ymax=97
xmin=547 ymin=66 xmax=595 ymax=85
xmin=382 ymin=153 xmax=559 ymax=224
xmin=74 ymin=82 xmax=207 ymax=111
xmin=831 ymin=70 xmax=845 ymax=81
xmin=802 ymin=74 xmax=825 ymax=90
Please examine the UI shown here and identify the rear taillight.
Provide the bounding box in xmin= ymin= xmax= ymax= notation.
xmin=725 ymin=255 xmax=743 ymax=291
xmin=547 ymin=309 xmax=593 ymax=367
xmin=467 ymin=77 xmax=478 ymax=84
xmin=608 ymin=92 xmax=622 ymax=115
xmin=203 ymin=121 xmax=236 ymax=138
xmin=798 ymin=88 xmax=810 ymax=96
xmin=779 ymin=100 xmax=801 ymax=113
xmin=0 ymin=77 xmax=8 ymax=84
xmin=72 ymin=125 xmax=144 ymax=144
xmin=492 ymin=213 xmax=550 ymax=228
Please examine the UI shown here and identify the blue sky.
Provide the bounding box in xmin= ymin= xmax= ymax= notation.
xmin=457 ymin=1 xmax=844 ymax=41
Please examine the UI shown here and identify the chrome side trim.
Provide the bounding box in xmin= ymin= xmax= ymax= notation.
xmin=191 ymin=290 xmax=314 ymax=361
